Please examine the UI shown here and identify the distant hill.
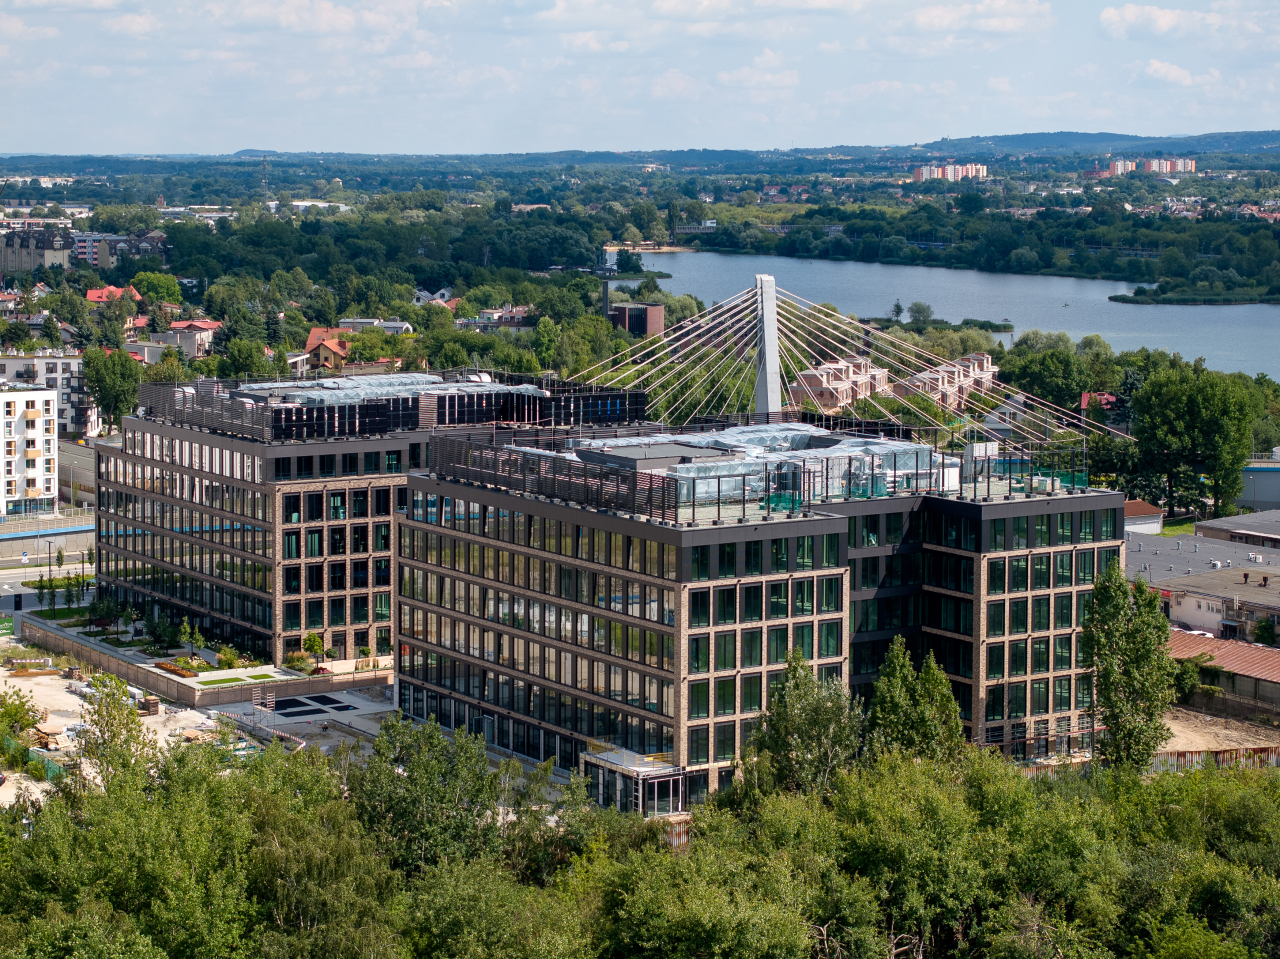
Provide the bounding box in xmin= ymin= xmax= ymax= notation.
xmin=849 ymin=130 xmax=1280 ymax=157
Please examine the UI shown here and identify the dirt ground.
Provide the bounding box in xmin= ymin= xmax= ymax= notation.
xmin=1164 ymin=707 xmax=1280 ymax=751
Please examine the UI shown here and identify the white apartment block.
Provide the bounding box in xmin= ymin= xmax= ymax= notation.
xmin=913 ymin=164 xmax=989 ymax=182
xmin=0 ymin=388 xmax=58 ymax=514
xmin=0 ymin=349 xmax=101 ymax=438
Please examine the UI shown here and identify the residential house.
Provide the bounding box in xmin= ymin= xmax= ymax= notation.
xmin=413 ymin=287 xmax=452 ymax=306
xmin=14 ymin=314 xmax=73 ymax=346
xmin=304 ymin=327 xmax=355 ymax=355
xmin=341 ymin=317 xmax=415 ymax=336
xmin=164 ymin=319 xmax=221 ymax=357
xmin=0 ymin=349 xmax=100 ymax=437
xmin=892 ymin=353 xmax=998 ymax=410
xmin=0 ymin=230 xmax=75 ymax=272
xmin=788 ymin=356 xmax=892 ymax=412
xmin=93 ymin=232 xmax=168 ymax=271
xmin=308 ymin=336 xmax=351 ymax=372
xmin=86 ymin=285 xmax=140 ymax=305
xmin=1124 ymin=499 xmax=1164 ymax=534
xmin=461 ymin=304 xmax=532 ymax=332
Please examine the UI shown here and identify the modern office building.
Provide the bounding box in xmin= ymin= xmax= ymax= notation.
xmin=393 ymin=422 xmax=1124 ymax=814
xmin=93 ymin=372 xmax=646 ymax=665
xmin=0 ymin=386 xmax=59 ymax=515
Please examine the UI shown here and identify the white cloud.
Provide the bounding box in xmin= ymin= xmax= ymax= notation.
xmin=652 ymin=0 xmax=734 ymax=15
xmin=0 ymin=12 xmax=58 ymax=37
xmin=105 ymin=12 xmax=158 ymax=35
xmin=752 ymin=0 xmax=871 ymax=9
xmin=1145 ymin=57 xmax=1220 ymax=86
xmin=753 ymin=47 xmax=784 ymax=68
xmin=818 ymin=40 xmax=841 ymax=52
xmin=987 ymin=75 xmax=1011 ymax=91
xmin=826 ymin=78 xmax=903 ymax=102
xmin=561 ymin=31 xmax=629 ymax=52
xmin=13 ymin=0 xmax=117 ymax=7
xmin=1100 ymin=4 xmax=1223 ymax=39
xmin=717 ymin=64 xmax=799 ymax=87
xmin=911 ymin=0 xmax=1051 ymax=33
xmin=651 ymin=67 xmax=702 ymax=98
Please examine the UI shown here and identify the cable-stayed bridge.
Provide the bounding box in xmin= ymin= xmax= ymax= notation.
xmin=581 ymin=274 xmax=1126 ymax=453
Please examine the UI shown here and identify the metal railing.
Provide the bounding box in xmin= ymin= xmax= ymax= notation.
xmin=0 ymin=506 xmax=94 ymax=534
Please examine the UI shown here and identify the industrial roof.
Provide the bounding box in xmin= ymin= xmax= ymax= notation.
xmin=1196 ymin=510 xmax=1280 ymax=537
xmin=1168 ymin=628 xmax=1280 ymax=684
xmin=1148 ymin=566 xmax=1280 ymax=611
xmin=1126 ymin=530 xmax=1280 ymax=585
xmin=231 ymin=372 xmax=546 ymax=407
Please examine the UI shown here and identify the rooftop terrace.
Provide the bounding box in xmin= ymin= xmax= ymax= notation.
xmin=433 ymin=423 xmax=1095 ymax=526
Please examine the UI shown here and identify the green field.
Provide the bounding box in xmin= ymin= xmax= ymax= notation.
xmin=197 ymin=677 xmax=245 ymax=687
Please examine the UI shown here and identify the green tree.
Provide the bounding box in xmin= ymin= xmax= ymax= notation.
xmin=12 ymin=902 xmax=168 ymax=959
xmin=1007 ymin=349 xmax=1093 ymax=410
xmin=82 ymin=345 xmax=141 ymax=434
xmin=1255 ymin=618 xmax=1276 ymax=645
xmin=745 ymin=650 xmax=863 ymax=797
xmin=906 ymin=301 xmax=934 ymax=325
xmin=141 ymin=346 xmax=189 ymax=383
xmin=353 ymin=716 xmax=501 ymax=874
xmin=534 ymin=317 xmax=560 ymax=368
xmin=1080 ymin=557 xmax=1175 ymax=769
xmin=302 ymin=630 xmax=324 ymax=667
xmin=865 ymin=635 xmax=964 ymax=761
xmin=39 ymin=314 xmax=61 ymax=347
xmin=1192 ymin=371 xmax=1254 ymax=516
xmin=131 ymin=271 xmax=183 ymax=305
xmin=77 ymin=673 xmax=156 ymax=791
xmin=1133 ymin=366 xmax=1199 ymax=517
xmin=0 ymin=681 xmax=41 ymax=733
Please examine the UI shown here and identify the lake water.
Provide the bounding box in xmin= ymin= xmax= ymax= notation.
xmin=647 ymin=251 xmax=1280 ymax=379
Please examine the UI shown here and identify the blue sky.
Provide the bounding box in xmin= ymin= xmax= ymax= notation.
xmin=6 ymin=0 xmax=1276 ymax=154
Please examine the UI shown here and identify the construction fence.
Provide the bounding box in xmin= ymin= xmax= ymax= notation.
xmin=3 ymin=734 xmax=65 ymax=782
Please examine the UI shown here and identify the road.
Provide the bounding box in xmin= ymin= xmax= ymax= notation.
xmin=0 ymin=561 xmax=95 ymax=615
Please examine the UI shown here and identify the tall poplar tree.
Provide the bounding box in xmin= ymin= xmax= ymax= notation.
xmin=1081 ymin=557 xmax=1176 ymax=769
xmin=865 ymin=635 xmax=964 ymax=761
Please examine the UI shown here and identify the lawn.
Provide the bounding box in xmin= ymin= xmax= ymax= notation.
xmin=197 ymin=677 xmax=246 ymax=687
xmin=30 ymin=606 xmax=90 ymax=622
xmin=1158 ymin=516 xmax=1198 ymax=538
xmin=248 ymin=674 xmax=275 ymax=680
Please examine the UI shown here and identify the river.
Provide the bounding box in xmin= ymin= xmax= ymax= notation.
xmin=645 ymin=251 xmax=1280 ymax=379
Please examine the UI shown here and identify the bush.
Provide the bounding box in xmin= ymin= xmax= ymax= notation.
xmin=283 ymin=652 xmax=311 ymax=672
xmin=25 ymin=759 xmax=45 ymax=781
xmin=358 ymin=646 xmax=371 ymax=658
xmin=7 ymin=743 xmax=27 ymax=770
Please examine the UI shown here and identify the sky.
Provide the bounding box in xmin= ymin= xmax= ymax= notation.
xmin=6 ymin=0 xmax=1279 ymax=155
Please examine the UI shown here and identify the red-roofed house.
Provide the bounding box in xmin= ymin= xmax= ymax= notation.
xmin=308 ymin=337 xmax=351 ymax=372
xmin=1081 ymin=392 xmax=1117 ymax=411
xmin=86 ymin=285 xmax=140 ymax=304
xmin=166 ymin=319 xmax=221 ymax=357
xmin=1125 ymin=499 xmax=1164 ymax=534
xmin=304 ymin=326 xmax=354 ymax=355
